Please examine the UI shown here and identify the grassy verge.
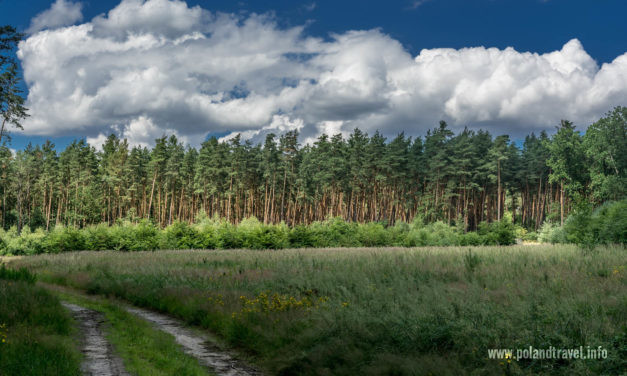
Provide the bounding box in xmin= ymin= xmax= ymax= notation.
xmin=11 ymin=245 xmax=627 ymax=375
xmin=0 ymin=266 xmax=81 ymax=376
xmin=49 ymin=286 xmax=211 ymax=376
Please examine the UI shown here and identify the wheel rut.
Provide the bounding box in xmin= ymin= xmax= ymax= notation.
xmin=62 ymin=302 xmax=129 ymax=376
xmin=124 ymin=306 xmax=261 ymax=376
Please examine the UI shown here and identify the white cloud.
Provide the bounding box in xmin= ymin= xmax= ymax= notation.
xmin=27 ymin=0 xmax=83 ymax=34
xmin=17 ymin=0 xmax=627 ymax=147
xmin=407 ymin=0 xmax=432 ymax=10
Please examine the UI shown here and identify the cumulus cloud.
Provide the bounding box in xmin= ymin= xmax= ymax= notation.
xmin=27 ymin=0 xmax=83 ymax=34
xmin=17 ymin=0 xmax=627 ymax=148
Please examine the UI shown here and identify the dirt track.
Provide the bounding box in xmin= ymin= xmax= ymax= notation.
xmin=62 ymin=302 xmax=129 ymax=376
xmin=125 ymin=306 xmax=261 ymax=376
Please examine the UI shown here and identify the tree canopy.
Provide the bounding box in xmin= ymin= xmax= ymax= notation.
xmin=0 ymin=26 xmax=28 ymax=144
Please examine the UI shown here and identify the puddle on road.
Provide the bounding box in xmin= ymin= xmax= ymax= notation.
xmin=62 ymin=302 xmax=129 ymax=376
xmin=124 ymin=306 xmax=261 ymax=376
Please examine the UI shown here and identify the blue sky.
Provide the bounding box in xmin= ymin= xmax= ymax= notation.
xmin=4 ymin=0 xmax=626 ymax=62
xmin=1 ymin=0 xmax=626 ymax=150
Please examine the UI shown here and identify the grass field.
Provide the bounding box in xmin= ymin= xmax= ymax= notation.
xmin=0 ymin=267 xmax=82 ymax=376
xmin=7 ymin=245 xmax=627 ymax=375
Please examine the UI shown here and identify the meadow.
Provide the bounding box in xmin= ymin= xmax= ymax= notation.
xmin=9 ymin=244 xmax=627 ymax=375
xmin=0 ymin=266 xmax=82 ymax=375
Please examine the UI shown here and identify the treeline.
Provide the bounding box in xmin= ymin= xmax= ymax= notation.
xmin=1 ymin=107 xmax=625 ymax=231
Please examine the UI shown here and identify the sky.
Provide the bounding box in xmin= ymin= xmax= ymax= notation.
xmin=1 ymin=0 xmax=626 ymax=150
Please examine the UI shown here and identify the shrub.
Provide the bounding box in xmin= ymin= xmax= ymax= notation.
xmin=429 ymin=221 xmax=462 ymax=246
xmin=404 ymin=222 xmax=461 ymax=247
xmin=592 ymin=200 xmax=626 ymax=245
xmin=356 ymin=222 xmax=390 ymax=247
xmin=564 ymin=208 xmax=596 ymax=249
xmin=160 ymin=221 xmax=202 ymax=249
xmin=307 ymin=218 xmax=359 ymax=248
xmin=4 ymin=227 xmax=47 ymax=255
xmin=288 ymin=225 xmax=316 ymax=248
xmin=193 ymin=214 xmax=221 ymax=249
xmin=247 ymin=224 xmax=290 ymax=250
xmin=460 ymin=231 xmax=482 ymax=246
xmin=44 ymin=226 xmax=85 ymax=253
xmin=563 ymin=200 xmax=627 ymax=249
xmin=538 ymin=222 xmax=567 ymax=244
xmin=110 ymin=220 xmax=159 ymax=251
xmin=387 ymin=221 xmax=410 ymax=246
xmin=0 ymin=215 xmax=532 ymax=253
xmin=216 ymin=221 xmax=243 ymax=249
xmin=522 ymin=231 xmax=538 ymax=242
xmin=83 ymin=224 xmax=117 ymax=251
xmin=405 ymin=228 xmax=431 ymax=247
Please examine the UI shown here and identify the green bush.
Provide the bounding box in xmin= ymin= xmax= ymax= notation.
xmin=235 ymin=217 xmax=289 ymax=249
xmin=538 ymin=222 xmax=567 ymax=244
xmin=592 ymin=200 xmax=626 ymax=245
xmin=44 ymin=226 xmax=86 ymax=253
xmin=404 ymin=221 xmax=462 ymax=247
xmin=356 ymin=222 xmax=390 ymax=247
xmin=522 ymin=231 xmax=538 ymax=241
xmin=288 ymin=225 xmax=316 ymax=248
xmin=110 ymin=220 xmax=159 ymax=251
xmin=3 ymin=227 xmax=47 ymax=255
xmin=215 ymin=221 xmax=244 ymax=249
xmin=387 ymin=221 xmax=410 ymax=246
xmin=405 ymin=227 xmax=431 ymax=247
xmin=83 ymin=224 xmax=117 ymax=251
xmin=307 ymin=218 xmax=360 ymax=248
xmin=563 ymin=200 xmax=627 ymax=249
xmin=0 ymin=215 xmax=535 ymax=253
xmin=160 ymin=221 xmax=202 ymax=249
xmin=460 ymin=231 xmax=482 ymax=246
xmin=193 ymin=215 xmax=220 ymax=249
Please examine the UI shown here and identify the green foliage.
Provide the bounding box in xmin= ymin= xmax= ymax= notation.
xmin=538 ymin=222 xmax=568 ymax=244
xmin=0 ymin=226 xmax=47 ymax=255
xmin=10 ymin=212 xmax=619 ymax=253
xmin=44 ymin=226 xmax=85 ymax=253
xmin=405 ymin=221 xmax=460 ymax=246
xmin=0 ymin=277 xmax=81 ymax=375
xmin=459 ymin=231 xmax=482 ymax=246
xmin=0 ymin=265 xmax=36 ymax=284
xmin=583 ymin=107 xmax=626 ymax=202
xmin=58 ymin=291 xmax=209 ymax=376
xmin=109 ymin=220 xmax=159 ymax=251
xmin=1 ymin=25 xmax=29 ymax=143
xmin=563 ymin=200 xmax=627 ymax=249
xmin=83 ymin=223 xmax=117 ymax=250
xmin=477 ymin=220 xmax=517 ymax=246
xmin=355 ymin=222 xmax=391 ymax=247
xmin=594 ymin=200 xmax=627 ymax=244
xmin=288 ymin=225 xmax=316 ymax=248
xmin=159 ymin=221 xmax=201 ymax=250
xmin=17 ymin=245 xmax=626 ymax=375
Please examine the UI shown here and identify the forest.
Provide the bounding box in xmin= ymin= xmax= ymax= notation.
xmin=2 ymin=107 xmax=624 ymax=234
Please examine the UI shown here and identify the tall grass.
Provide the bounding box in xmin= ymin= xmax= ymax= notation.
xmin=12 ymin=245 xmax=627 ymax=375
xmin=0 ymin=266 xmax=81 ymax=375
